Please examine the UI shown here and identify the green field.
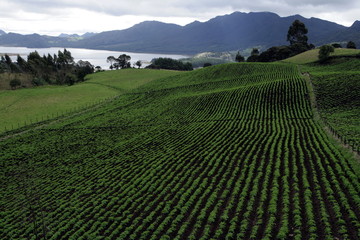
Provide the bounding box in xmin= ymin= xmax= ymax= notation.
xmin=0 ymin=69 xmax=182 ymax=133
xmin=302 ymin=58 xmax=360 ymax=151
xmin=1 ymin=63 xmax=359 ymax=239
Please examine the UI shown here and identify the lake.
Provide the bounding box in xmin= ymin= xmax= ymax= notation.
xmin=0 ymin=46 xmax=188 ymax=70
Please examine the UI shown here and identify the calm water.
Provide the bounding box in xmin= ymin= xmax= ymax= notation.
xmin=0 ymin=46 xmax=188 ymax=70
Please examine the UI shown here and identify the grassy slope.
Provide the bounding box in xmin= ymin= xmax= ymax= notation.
xmin=301 ymin=58 xmax=360 ymax=150
xmin=1 ymin=63 xmax=359 ymax=239
xmin=0 ymin=69 xmax=183 ymax=133
xmin=0 ymin=73 xmax=34 ymax=90
xmin=85 ymin=68 xmax=182 ymax=92
xmin=283 ymin=48 xmax=360 ymax=64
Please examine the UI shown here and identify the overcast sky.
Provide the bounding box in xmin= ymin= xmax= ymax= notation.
xmin=0 ymin=0 xmax=359 ymax=36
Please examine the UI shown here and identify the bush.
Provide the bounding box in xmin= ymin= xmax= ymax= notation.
xmin=65 ymin=74 xmax=77 ymax=86
xmin=318 ymin=45 xmax=335 ymax=63
xmin=235 ymin=52 xmax=245 ymax=62
xmin=32 ymin=77 xmax=46 ymax=86
xmin=9 ymin=78 xmax=21 ymax=89
xmin=146 ymin=58 xmax=193 ymax=71
xmin=257 ymin=43 xmax=311 ymax=62
xmin=346 ymin=41 xmax=356 ymax=49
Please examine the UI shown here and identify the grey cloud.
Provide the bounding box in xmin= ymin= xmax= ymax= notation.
xmin=3 ymin=0 xmax=359 ymax=18
xmin=0 ymin=0 xmax=359 ymax=34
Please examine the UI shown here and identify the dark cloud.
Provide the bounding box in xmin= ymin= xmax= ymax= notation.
xmin=0 ymin=0 xmax=359 ymax=34
xmin=4 ymin=0 xmax=359 ymax=17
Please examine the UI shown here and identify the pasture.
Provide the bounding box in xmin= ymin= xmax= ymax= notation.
xmin=283 ymin=48 xmax=360 ymax=64
xmin=0 ymin=69 xmax=182 ymax=133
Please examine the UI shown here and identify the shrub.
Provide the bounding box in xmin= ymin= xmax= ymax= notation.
xmin=32 ymin=77 xmax=46 ymax=86
xmin=146 ymin=58 xmax=193 ymax=71
xmin=318 ymin=45 xmax=334 ymax=63
xmin=346 ymin=41 xmax=356 ymax=49
xmin=9 ymin=78 xmax=21 ymax=89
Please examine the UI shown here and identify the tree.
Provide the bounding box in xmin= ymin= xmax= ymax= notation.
xmin=107 ymin=56 xmax=116 ymax=69
xmin=203 ymin=63 xmax=212 ymax=68
xmin=135 ymin=60 xmax=142 ymax=69
xmin=235 ymin=51 xmax=245 ymax=62
xmin=257 ymin=46 xmax=293 ymax=62
xmin=4 ymin=54 xmax=12 ymax=65
xmin=76 ymin=60 xmax=94 ymax=81
xmin=318 ymin=45 xmax=334 ymax=63
xmin=346 ymin=41 xmax=356 ymax=49
xmin=287 ymin=20 xmax=309 ymax=46
xmin=116 ymin=54 xmax=131 ymax=69
xmin=247 ymin=48 xmax=259 ymax=62
xmin=146 ymin=58 xmax=193 ymax=71
xmin=63 ymin=49 xmax=74 ymax=65
xmin=251 ymin=48 xmax=259 ymax=56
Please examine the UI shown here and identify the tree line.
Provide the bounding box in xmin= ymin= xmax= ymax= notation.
xmin=235 ymin=20 xmax=357 ymax=63
xmin=0 ymin=49 xmax=94 ymax=89
xmin=107 ymin=54 xmax=193 ymax=71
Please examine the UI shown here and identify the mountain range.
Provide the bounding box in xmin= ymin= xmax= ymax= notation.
xmin=0 ymin=12 xmax=359 ymax=54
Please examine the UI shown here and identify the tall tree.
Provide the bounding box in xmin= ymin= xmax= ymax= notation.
xmin=287 ymin=20 xmax=308 ymax=46
xmin=135 ymin=60 xmax=142 ymax=69
xmin=63 ymin=49 xmax=74 ymax=65
xmin=247 ymin=48 xmax=259 ymax=62
xmin=4 ymin=54 xmax=12 ymax=65
xmin=17 ymin=55 xmax=29 ymax=72
xmin=116 ymin=54 xmax=131 ymax=69
xmin=107 ymin=56 xmax=116 ymax=69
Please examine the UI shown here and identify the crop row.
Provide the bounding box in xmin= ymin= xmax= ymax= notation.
xmin=1 ymin=63 xmax=359 ymax=239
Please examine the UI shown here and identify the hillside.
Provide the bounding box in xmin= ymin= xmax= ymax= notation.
xmin=302 ymin=58 xmax=360 ymax=151
xmin=1 ymin=63 xmax=359 ymax=239
xmin=283 ymin=48 xmax=360 ymax=64
xmin=0 ymin=69 xmax=181 ymax=134
xmin=0 ymin=11 xmax=359 ymax=54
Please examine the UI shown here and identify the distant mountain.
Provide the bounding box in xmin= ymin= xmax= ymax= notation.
xmin=81 ymin=32 xmax=97 ymax=38
xmin=69 ymin=12 xmax=360 ymax=54
xmin=58 ymin=32 xmax=97 ymax=39
xmin=350 ymin=21 xmax=360 ymax=31
xmin=0 ymin=12 xmax=359 ymax=54
xmin=0 ymin=29 xmax=5 ymax=36
xmin=0 ymin=32 xmax=70 ymax=48
xmin=58 ymin=33 xmax=80 ymax=38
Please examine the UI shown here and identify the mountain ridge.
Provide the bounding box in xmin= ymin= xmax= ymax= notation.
xmin=0 ymin=11 xmax=359 ymax=54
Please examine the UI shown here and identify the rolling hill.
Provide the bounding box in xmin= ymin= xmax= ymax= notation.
xmin=0 ymin=69 xmax=182 ymax=134
xmin=283 ymin=48 xmax=360 ymax=64
xmin=1 ymin=62 xmax=359 ymax=239
xmin=0 ymin=12 xmax=359 ymax=54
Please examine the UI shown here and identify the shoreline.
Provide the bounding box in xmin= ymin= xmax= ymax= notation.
xmin=0 ymin=53 xmax=19 ymax=56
